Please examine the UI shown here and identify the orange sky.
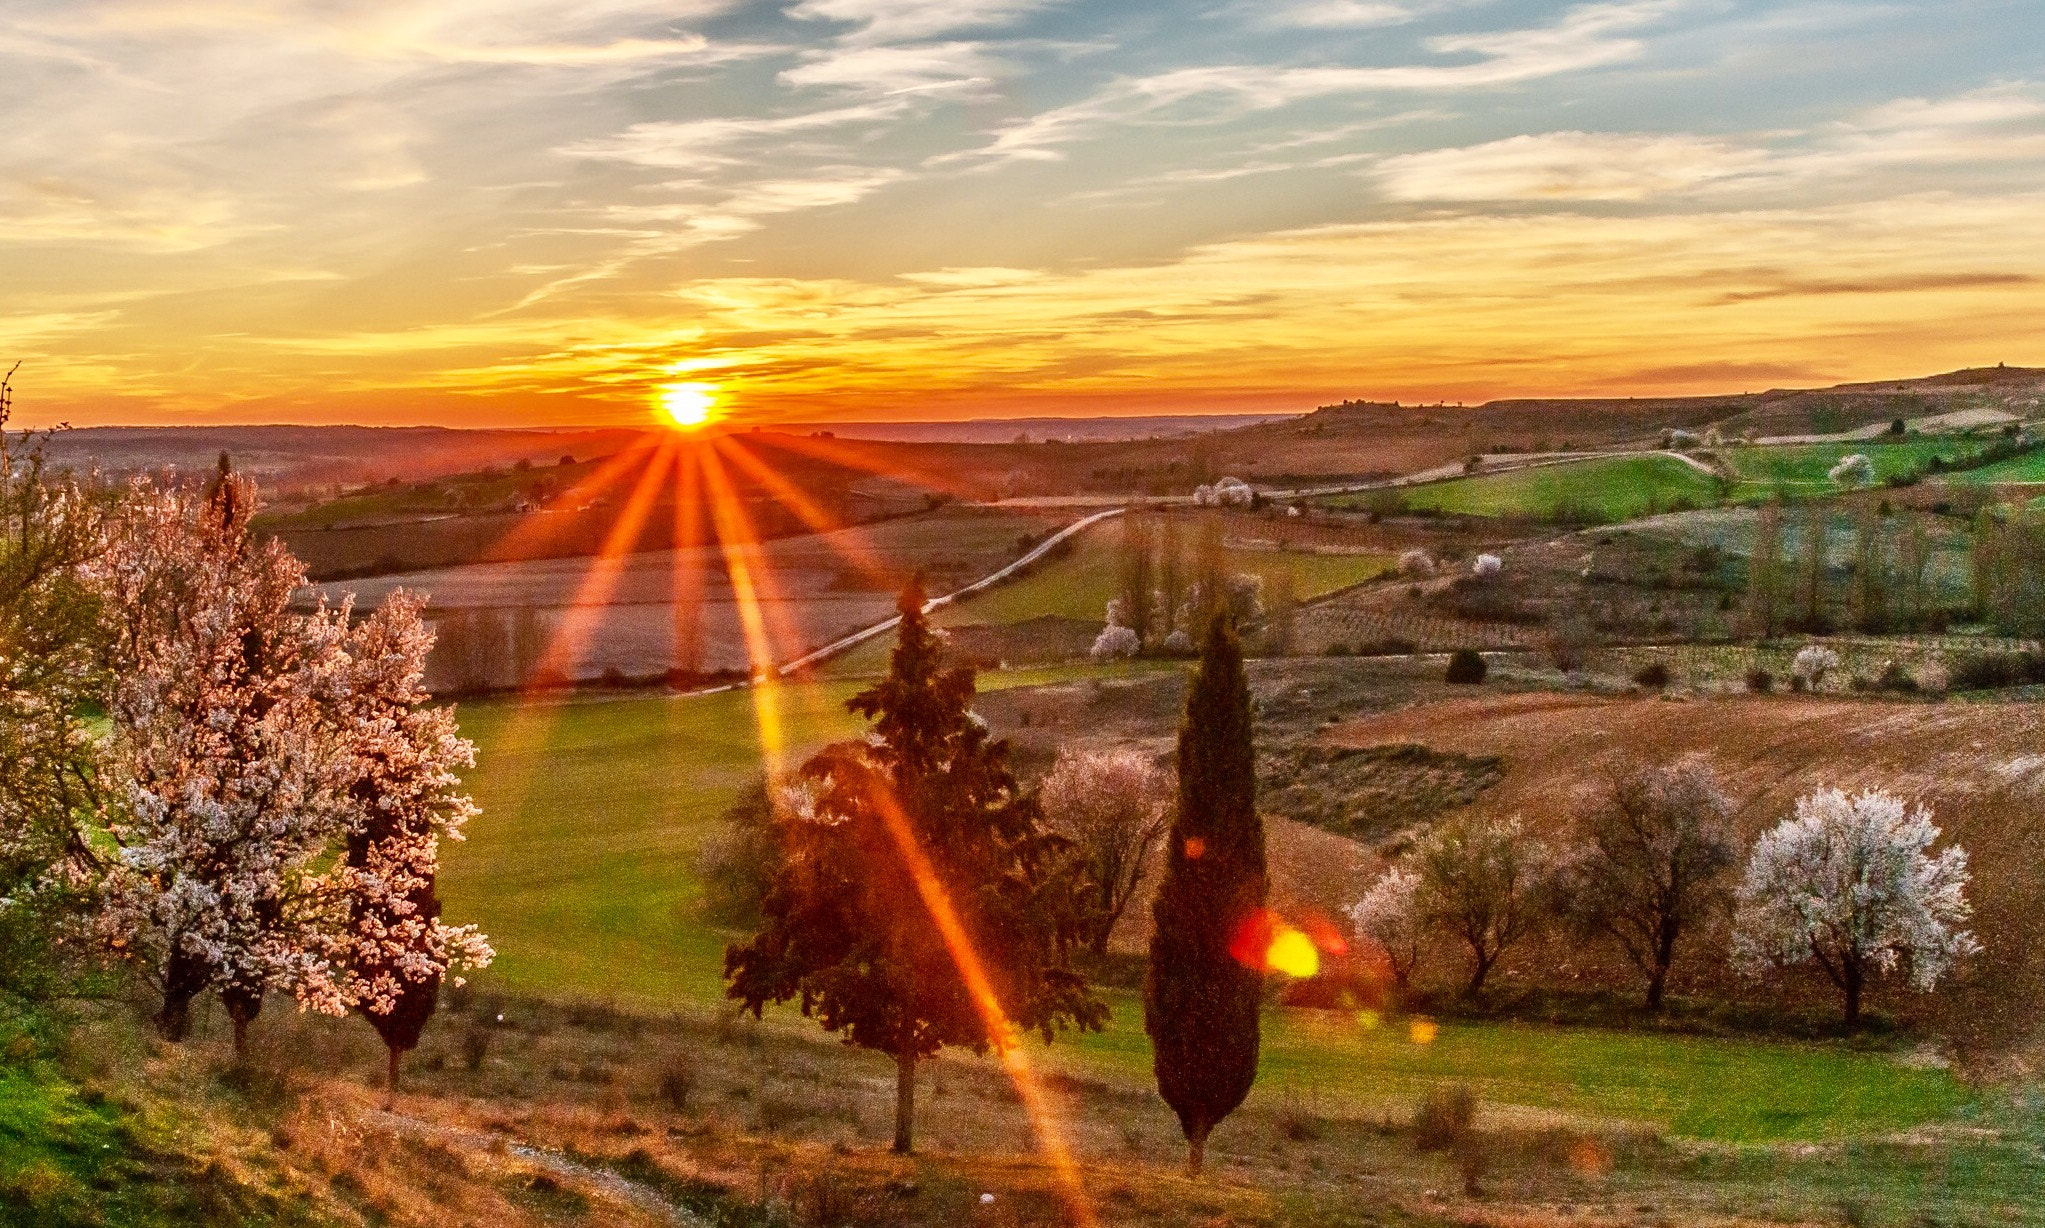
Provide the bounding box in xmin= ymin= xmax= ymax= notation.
xmin=4 ymin=2 xmax=2043 ymax=429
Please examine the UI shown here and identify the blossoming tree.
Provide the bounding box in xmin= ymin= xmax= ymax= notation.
xmin=330 ymin=592 xmax=492 ymax=1097
xmin=1733 ymin=786 xmax=1978 ymax=1025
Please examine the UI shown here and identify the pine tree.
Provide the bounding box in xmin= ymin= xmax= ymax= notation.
xmin=332 ymin=593 xmax=492 ymax=1103
xmin=1795 ymin=502 xmax=1828 ymax=631
xmin=726 ymin=579 xmax=1104 ymax=1153
xmin=1146 ymin=613 xmax=1265 ymax=1176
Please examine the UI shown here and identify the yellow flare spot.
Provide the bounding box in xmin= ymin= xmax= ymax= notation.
xmin=1355 ymin=1009 xmax=1381 ymax=1030
xmin=657 ymin=382 xmax=719 ymax=429
xmin=1409 ymin=1019 xmax=1439 ymax=1045
xmin=1266 ymin=927 xmax=1320 ymax=978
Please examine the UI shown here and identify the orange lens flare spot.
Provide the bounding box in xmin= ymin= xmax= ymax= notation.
xmin=1183 ymin=836 xmax=1205 ymax=859
xmin=1228 ymin=909 xmax=1321 ymax=978
xmin=657 ymin=382 xmax=720 ymax=429
xmin=1409 ymin=1019 xmax=1440 ymax=1045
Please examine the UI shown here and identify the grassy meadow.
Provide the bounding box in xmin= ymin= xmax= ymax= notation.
xmin=1374 ymin=454 xmax=1723 ymax=522
xmin=443 ymin=679 xmax=1976 ymax=1146
xmin=1721 ymin=438 xmax=1992 ymax=494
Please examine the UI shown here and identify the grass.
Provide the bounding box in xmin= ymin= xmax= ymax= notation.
xmin=941 ymin=529 xmax=1390 ymax=627
xmin=1059 ymin=993 xmax=1970 ymax=1143
xmin=1338 ymin=455 xmax=1723 ymax=522
xmin=445 ymin=677 xmax=1976 ymax=1145
xmin=1942 ymin=448 xmax=2045 ymax=484
xmin=1722 ymin=438 xmax=1992 ymax=495
xmin=444 ymin=665 xmax=1173 ymax=1002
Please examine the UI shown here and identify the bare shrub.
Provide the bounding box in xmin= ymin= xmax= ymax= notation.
xmin=1412 ymin=1083 xmax=1476 ymax=1151
xmin=656 ymin=1050 xmax=697 ymax=1111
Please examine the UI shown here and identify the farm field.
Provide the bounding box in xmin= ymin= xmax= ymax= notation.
xmin=1941 ymin=448 xmax=2045 ymax=484
xmin=314 ymin=505 xmax=1061 ymax=685
xmin=444 ymin=672 xmax=1979 ymax=1146
xmin=1721 ymin=438 xmax=1992 ymax=494
xmin=1353 ymin=454 xmax=1723 ymax=522
xmin=820 ymin=522 xmax=1393 ymax=676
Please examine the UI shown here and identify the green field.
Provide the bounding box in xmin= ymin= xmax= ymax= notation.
xmin=1943 ymin=449 xmax=2045 ymax=485
xmin=1343 ymin=454 xmax=1722 ymax=522
xmin=443 ymin=680 xmax=1973 ymax=1144
xmin=1723 ymin=439 xmax=1992 ymax=495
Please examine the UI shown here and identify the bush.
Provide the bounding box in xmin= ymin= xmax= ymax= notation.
xmin=1745 ymin=667 xmax=1774 ymax=694
xmin=1444 ymin=649 xmax=1487 ymax=684
xmin=1412 ymin=1083 xmax=1477 ymax=1152
xmin=1631 ymin=661 xmax=1672 ymax=690
xmin=1945 ymin=651 xmax=2045 ymax=691
xmin=1875 ymin=661 xmax=1918 ymax=693
xmin=656 ymin=1050 xmax=697 ymax=1111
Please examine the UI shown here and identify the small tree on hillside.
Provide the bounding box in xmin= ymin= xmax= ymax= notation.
xmin=1118 ymin=516 xmax=1156 ymax=645
xmin=97 ymin=466 xmax=356 ymax=1055
xmin=725 ymin=580 xmax=1104 ymax=1154
xmin=1733 ymin=787 xmax=1977 ymax=1026
xmin=1347 ymin=866 xmax=1423 ymax=990
xmin=1555 ymin=761 xmax=1737 ymax=1010
xmin=1414 ymin=813 xmax=1545 ymax=996
xmin=1040 ymin=747 xmax=1172 ymax=956
xmin=1147 ymin=614 xmax=1265 ymax=1176
xmin=330 ymin=592 xmax=493 ymax=1100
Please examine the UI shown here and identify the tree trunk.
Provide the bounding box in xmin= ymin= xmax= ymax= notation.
xmin=154 ymin=947 xmax=210 ymax=1043
xmin=892 ymin=1048 xmax=917 ymax=1154
xmin=386 ymin=1045 xmax=402 ymax=1108
xmin=223 ymin=984 xmax=263 ymax=1064
xmin=1645 ymin=966 xmax=1668 ymax=1012
xmin=231 ymin=1015 xmax=250 ymax=1062
xmin=1648 ymin=918 xmax=1678 ymax=1012
xmin=1186 ymin=1123 xmax=1209 ymax=1177
xmin=1843 ymin=961 xmax=1863 ymax=1028
xmin=1466 ymin=949 xmax=1493 ymax=997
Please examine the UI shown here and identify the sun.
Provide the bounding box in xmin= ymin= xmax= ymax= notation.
xmin=656 ymin=382 xmax=720 ymax=429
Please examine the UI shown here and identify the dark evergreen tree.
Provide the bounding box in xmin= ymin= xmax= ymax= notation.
xmin=726 ymin=579 xmax=1104 ymax=1153
xmin=1146 ymin=613 xmax=1265 ymax=1176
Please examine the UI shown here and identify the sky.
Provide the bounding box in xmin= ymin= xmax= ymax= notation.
xmin=3 ymin=0 xmax=2044 ymax=429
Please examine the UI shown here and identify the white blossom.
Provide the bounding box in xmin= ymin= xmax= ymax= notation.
xmin=1090 ymin=624 xmax=1141 ymax=661
xmin=1733 ymin=787 xmax=1978 ymax=1014
xmin=1472 ymin=553 xmax=1503 ymax=578
xmin=1829 ymin=454 xmax=1874 ymax=487
xmin=1397 ymin=549 xmax=1436 ymax=577
xmin=1792 ymin=644 xmax=1840 ymax=687
xmin=1346 ymin=865 xmax=1423 ymax=988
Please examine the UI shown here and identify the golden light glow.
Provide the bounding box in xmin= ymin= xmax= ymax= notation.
xmin=1265 ymin=927 xmax=1322 ymax=979
xmin=656 ymin=382 xmax=720 ymax=430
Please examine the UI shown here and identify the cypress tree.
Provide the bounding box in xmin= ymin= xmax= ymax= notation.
xmin=1146 ymin=613 xmax=1265 ymax=1176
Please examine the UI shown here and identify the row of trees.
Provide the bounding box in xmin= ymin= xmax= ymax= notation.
xmin=0 ymin=413 xmax=488 ymax=1088
xmin=1746 ymin=498 xmax=2045 ymax=638
xmin=725 ymin=586 xmax=1269 ymax=1176
xmin=1350 ymin=762 xmax=1977 ymax=1025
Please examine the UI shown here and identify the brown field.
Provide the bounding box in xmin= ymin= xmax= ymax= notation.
xmin=1326 ymin=691 xmax=2045 ymax=1050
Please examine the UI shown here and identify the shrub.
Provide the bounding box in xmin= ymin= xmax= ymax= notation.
xmin=1875 ymin=661 xmax=1917 ymax=693
xmin=1090 ymin=624 xmax=1141 ymax=661
xmin=1412 ymin=1083 xmax=1477 ymax=1152
xmin=1745 ymin=667 xmax=1774 ymax=694
xmin=1444 ymin=649 xmax=1487 ymax=684
xmin=461 ymin=1024 xmax=490 ymax=1072
xmin=1949 ymin=651 xmax=2045 ymax=691
xmin=1631 ymin=661 xmax=1672 ymax=690
xmin=656 ymin=1051 xmax=697 ymax=1111
xmin=1471 ymin=553 xmax=1503 ymax=578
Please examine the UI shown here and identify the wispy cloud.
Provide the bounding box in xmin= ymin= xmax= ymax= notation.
xmin=1377 ymin=131 xmax=1762 ymax=201
xmin=946 ymin=1 xmax=1684 ymax=165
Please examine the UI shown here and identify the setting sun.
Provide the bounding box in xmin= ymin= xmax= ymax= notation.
xmin=657 ymin=382 xmax=720 ymax=430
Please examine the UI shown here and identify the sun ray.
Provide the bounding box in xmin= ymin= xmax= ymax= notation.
xmin=696 ymin=446 xmax=802 ymax=777
xmin=479 ymin=432 xmax=668 ymax=563
xmin=752 ymin=429 xmax=992 ymax=504
xmin=523 ymin=441 xmax=677 ymax=689
xmin=670 ymin=442 xmax=710 ymax=679
xmin=865 ymin=782 xmax=1099 ymax=1228
xmin=711 ymin=434 xmax=892 ymax=579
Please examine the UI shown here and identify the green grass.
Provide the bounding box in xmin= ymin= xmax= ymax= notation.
xmin=1058 ymin=992 xmax=1969 ymax=1143
xmin=1337 ymin=455 xmax=1723 ymax=523
xmin=942 ymin=532 xmax=1390 ymax=627
xmin=445 ymin=678 xmax=1976 ymax=1144
xmin=1942 ymin=448 xmax=2045 ymax=484
xmin=0 ymin=1052 xmax=311 ymax=1226
xmin=445 ymin=665 xmax=1174 ymax=1002
xmin=1722 ymin=439 xmax=1990 ymax=495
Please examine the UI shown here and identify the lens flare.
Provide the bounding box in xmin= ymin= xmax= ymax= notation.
xmin=657 ymin=382 xmax=719 ymax=429
xmin=1266 ymin=927 xmax=1321 ymax=978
